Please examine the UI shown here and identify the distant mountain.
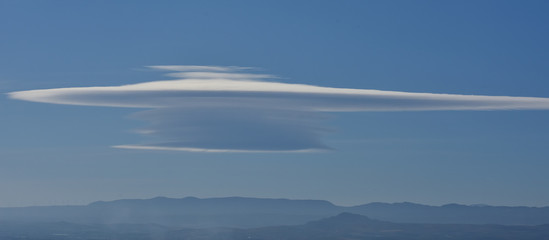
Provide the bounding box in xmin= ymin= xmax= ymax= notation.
xmin=223 ymin=213 xmax=549 ymax=240
xmin=2 ymin=213 xmax=549 ymax=240
xmin=1 ymin=197 xmax=549 ymax=228
xmin=0 ymin=197 xmax=339 ymax=228
xmin=349 ymin=202 xmax=549 ymax=225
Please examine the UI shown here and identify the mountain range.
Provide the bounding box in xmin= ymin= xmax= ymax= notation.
xmin=1 ymin=196 xmax=549 ymax=227
xmin=1 ymin=213 xmax=549 ymax=240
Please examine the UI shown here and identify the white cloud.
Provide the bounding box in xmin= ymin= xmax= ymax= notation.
xmin=8 ymin=65 xmax=549 ymax=152
xmin=164 ymin=72 xmax=276 ymax=79
xmin=113 ymin=145 xmax=322 ymax=153
xmin=148 ymin=65 xmax=253 ymax=72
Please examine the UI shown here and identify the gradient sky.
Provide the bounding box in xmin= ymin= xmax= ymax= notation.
xmin=1 ymin=0 xmax=549 ymax=207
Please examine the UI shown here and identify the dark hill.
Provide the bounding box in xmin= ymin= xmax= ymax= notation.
xmin=350 ymin=202 xmax=549 ymax=225
xmin=229 ymin=213 xmax=549 ymax=240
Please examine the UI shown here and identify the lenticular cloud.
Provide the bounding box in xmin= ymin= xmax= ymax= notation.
xmin=9 ymin=65 xmax=549 ymax=152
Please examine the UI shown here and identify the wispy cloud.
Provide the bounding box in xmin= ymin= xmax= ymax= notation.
xmin=164 ymin=72 xmax=276 ymax=80
xmin=8 ymin=65 xmax=549 ymax=152
xmin=148 ymin=65 xmax=254 ymax=72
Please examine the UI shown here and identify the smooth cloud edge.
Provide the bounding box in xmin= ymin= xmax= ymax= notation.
xmin=113 ymin=144 xmax=329 ymax=153
xmin=8 ymin=82 xmax=549 ymax=111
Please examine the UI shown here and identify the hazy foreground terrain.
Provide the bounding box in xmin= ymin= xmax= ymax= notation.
xmin=1 ymin=197 xmax=549 ymax=239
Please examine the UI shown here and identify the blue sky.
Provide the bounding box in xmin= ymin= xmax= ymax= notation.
xmin=1 ymin=0 xmax=549 ymax=207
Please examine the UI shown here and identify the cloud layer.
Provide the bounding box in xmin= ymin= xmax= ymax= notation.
xmin=9 ymin=66 xmax=549 ymax=152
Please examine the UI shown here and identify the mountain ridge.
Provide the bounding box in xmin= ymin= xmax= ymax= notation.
xmin=2 ymin=196 xmax=549 ymax=227
xmin=3 ymin=212 xmax=549 ymax=240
